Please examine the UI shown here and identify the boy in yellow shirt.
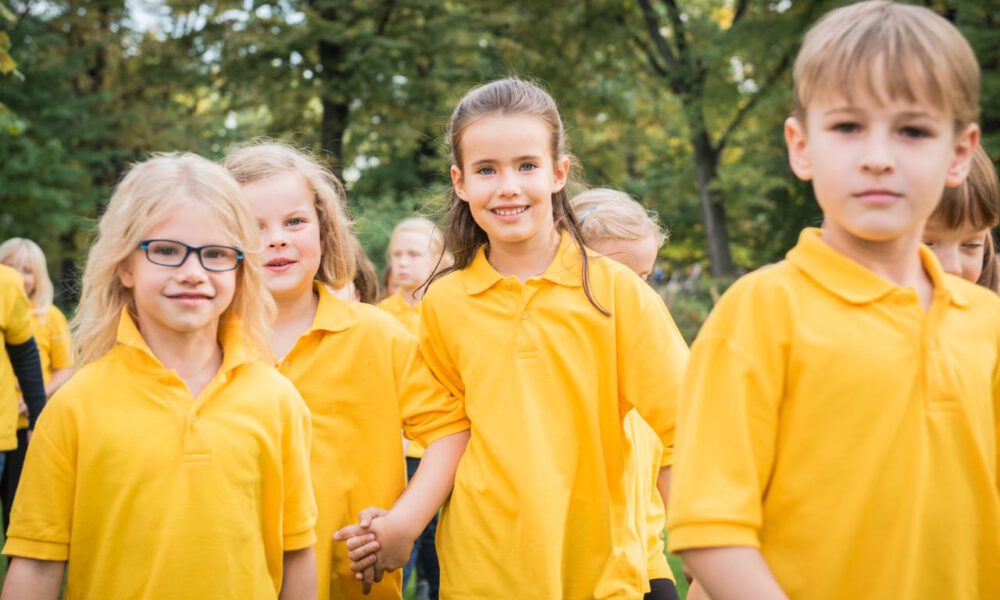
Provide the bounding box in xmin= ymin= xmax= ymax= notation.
xmin=668 ymin=2 xmax=999 ymax=599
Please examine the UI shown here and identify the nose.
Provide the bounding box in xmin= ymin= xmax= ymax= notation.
xmin=497 ymin=169 xmax=521 ymax=197
xmin=261 ymin=225 xmax=288 ymax=249
xmin=933 ymin=243 xmax=962 ymax=277
xmin=859 ymin=131 xmax=894 ymax=175
xmin=175 ymin=250 xmax=209 ymax=282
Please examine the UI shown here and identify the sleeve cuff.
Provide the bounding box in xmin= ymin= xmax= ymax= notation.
xmin=647 ymin=561 xmax=674 ymax=581
xmin=666 ymin=523 xmax=760 ymax=553
xmin=414 ymin=419 xmax=471 ymax=449
xmin=283 ymin=529 xmax=317 ymax=551
xmin=3 ymin=537 xmax=69 ymax=561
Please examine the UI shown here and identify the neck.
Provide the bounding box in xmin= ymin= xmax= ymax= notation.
xmin=399 ymin=286 xmax=423 ymax=306
xmin=821 ymin=226 xmax=933 ymax=306
xmin=139 ymin=318 xmax=223 ymax=392
xmin=273 ymin=285 xmax=320 ymax=329
xmin=487 ymin=229 xmax=562 ymax=281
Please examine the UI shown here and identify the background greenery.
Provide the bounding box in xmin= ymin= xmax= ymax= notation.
xmin=1 ymin=0 xmax=998 ymax=339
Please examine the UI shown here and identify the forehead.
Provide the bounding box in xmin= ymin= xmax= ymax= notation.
xmin=144 ymin=201 xmax=233 ymax=244
xmin=460 ymin=114 xmax=551 ymax=160
xmin=242 ymin=171 xmax=315 ymax=214
xmin=391 ymin=229 xmax=432 ymax=251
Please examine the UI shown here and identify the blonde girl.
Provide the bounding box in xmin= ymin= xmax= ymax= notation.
xmin=1 ymin=153 xmax=317 ymax=600
xmin=571 ymin=188 xmax=678 ymax=600
xmin=224 ymin=142 xmax=463 ymax=600
xmin=338 ymin=77 xmax=689 ymax=599
xmin=922 ymin=143 xmax=999 ymax=291
xmin=0 ymin=238 xmax=75 ymax=533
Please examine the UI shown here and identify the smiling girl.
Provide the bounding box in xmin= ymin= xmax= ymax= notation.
xmin=338 ymin=78 xmax=689 ymax=599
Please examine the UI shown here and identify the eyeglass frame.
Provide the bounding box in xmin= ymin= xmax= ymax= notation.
xmin=137 ymin=239 xmax=245 ymax=272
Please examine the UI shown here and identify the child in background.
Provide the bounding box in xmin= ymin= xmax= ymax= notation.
xmin=668 ymin=2 xmax=998 ymax=599
xmin=922 ymin=143 xmax=999 ymax=291
xmin=338 ymin=78 xmax=689 ymax=599
xmin=571 ymin=188 xmax=677 ymax=600
xmin=225 ymin=142 xmax=462 ymax=600
xmin=1 ymin=153 xmax=317 ymax=599
xmin=377 ymin=217 xmax=449 ymax=600
xmin=0 ymin=263 xmax=45 ymax=505
xmin=0 ymin=238 xmax=74 ymax=532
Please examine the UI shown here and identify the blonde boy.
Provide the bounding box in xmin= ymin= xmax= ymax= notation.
xmin=668 ymin=2 xmax=999 ymax=599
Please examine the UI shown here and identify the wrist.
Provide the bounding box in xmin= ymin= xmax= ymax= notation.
xmin=385 ymin=506 xmax=424 ymax=541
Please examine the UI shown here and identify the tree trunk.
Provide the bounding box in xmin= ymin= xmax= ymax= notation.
xmin=315 ymin=1 xmax=350 ymax=179
xmin=690 ymin=124 xmax=735 ymax=276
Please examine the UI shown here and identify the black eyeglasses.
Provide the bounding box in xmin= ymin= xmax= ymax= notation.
xmin=138 ymin=239 xmax=244 ymax=272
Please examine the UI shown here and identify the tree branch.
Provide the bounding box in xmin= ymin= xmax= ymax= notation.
xmin=630 ymin=34 xmax=670 ymax=78
xmin=661 ymin=0 xmax=688 ymax=60
xmin=636 ymin=0 xmax=679 ymax=73
xmin=714 ymin=45 xmax=795 ymax=153
xmin=731 ymin=0 xmax=750 ymax=27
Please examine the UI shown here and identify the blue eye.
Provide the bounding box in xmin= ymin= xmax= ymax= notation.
xmin=476 ymin=166 xmax=496 ymax=175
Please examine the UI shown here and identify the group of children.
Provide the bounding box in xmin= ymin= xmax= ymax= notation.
xmin=0 ymin=1 xmax=997 ymax=599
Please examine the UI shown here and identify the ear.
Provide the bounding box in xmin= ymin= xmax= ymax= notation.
xmin=450 ymin=165 xmax=469 ymax=202
xmin=784 ymin=116 xmax=813 ymax=181
xmin=118 ymin=258 xmax=135 ymax=289
xmin=552 ymin=156 xmax=571 ymax=193
xmin=944 ymin=123 xmax=980 ymax=188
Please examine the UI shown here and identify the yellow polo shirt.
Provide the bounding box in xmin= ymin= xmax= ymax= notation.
xmin=624 ymin=410 xmax=672 ymax=583
xmin=377 ymin=292 xmax=426 ymax=460
xmin=3 ymin=310 xmax=317 ymax=599
xmin=278 ymin=283 xmax=416 ymax=600
xmin=0 ymin=264 xmax=34 ymax=450
xmin=18 ymin=304 xmax=73 ymax=430
xmin=668 ymin=228 xmax=1000 ymax=599
xmin=401 ymin=233 xmax=689 ymax=599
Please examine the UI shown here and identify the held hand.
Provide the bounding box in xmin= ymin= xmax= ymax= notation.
xmin=332 ymin=508 xmax=392 ymax=595
xmin=18 ymin=398 xmax=28 ymax=419
xmin=366 ymin=511 xmax=416 ymax=572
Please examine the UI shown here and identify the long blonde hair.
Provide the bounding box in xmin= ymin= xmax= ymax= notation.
xmin=0 ymin=238 xmax=54 ymax=312
xmin=223 ymin=141 xmax=356 ymax=288
xmin=73 ymin=152 xmax=274 ymax=366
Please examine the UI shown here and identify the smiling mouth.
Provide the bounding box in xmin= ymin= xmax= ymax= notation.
xmin=266 ymin=259 xmax=296 ymax=268
xmin=167 ymin=293 xmax=212 ymax=301
xmin=492 ymin=206 xmax=528 ymax=216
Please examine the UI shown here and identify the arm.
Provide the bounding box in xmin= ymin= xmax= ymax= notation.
xmin=0 ymin=557 xmax=65 ymax=600
xmin=279 ymin=547 xmax=316 ymax=600
xmin=45 ymin=367 xmax=73 ymax=398
xmin=656 ymin=466 xmax=671 ymax=509
xmin=335 ymin=430 xmax=469 ymax=571
xmin=681 ymin=547 xmax=788 ymax=600
xmin=7 ymin=338 xmax=46 ymax=428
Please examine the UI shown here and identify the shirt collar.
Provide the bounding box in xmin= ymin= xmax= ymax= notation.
xmin=114 ymin=307 xmax=257 ymax=373
xmin=463 ymin=232 xmax=584 ymax=295
xmin=786 ymin=228 xmax=970 ymax=308
xmin=310 ymin=281 xmax=356 ymax=332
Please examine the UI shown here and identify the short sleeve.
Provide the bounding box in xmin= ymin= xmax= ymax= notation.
xmin=398 ymin=296 xmax=470 ymax=448
xmin=3 ymin=396 xmax=77 ymax=560
xmin=666 ymin=285 xmax=785 ymax=553
xmin=47 ymin=306 xmax=73 ymax=370
xmin=280 ymin=385 xmax=318 ymax=550
xmin=617 ymin=285 xmax=690 ymax=467
xmin=2 ymin=275 xmax=34 ymax=346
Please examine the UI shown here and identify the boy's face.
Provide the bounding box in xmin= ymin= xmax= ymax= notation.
xmin=785 ymin=92 xmax=978 ymax=247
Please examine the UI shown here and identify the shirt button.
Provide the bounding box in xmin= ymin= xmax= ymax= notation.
xmin=520 ymin=312 xmax=529 ymax=320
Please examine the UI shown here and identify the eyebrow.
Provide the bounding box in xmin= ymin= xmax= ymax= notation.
xmin=469 ymin=155 xmax=545 ymax=168
xmin=822 ymin=107 xmax=936 ymax=120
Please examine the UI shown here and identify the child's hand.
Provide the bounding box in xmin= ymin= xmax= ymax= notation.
xmin=333 ymin=508 xmax=391 ymax=595
xmin=18 ymin=398 xmax=27 ymax=419
xmin=364 ymin=511 xmax=415 ymax=572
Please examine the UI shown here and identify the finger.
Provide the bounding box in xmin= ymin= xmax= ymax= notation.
xmin=362 ymin=565 xmax=374 ymax=595
xmin=345 ymin=534 xmax=377 ymax=551
xmin=350 ymin=553 xmax=378 ymax=573
xmin=348 ymin=543 xmax=381 ymax=564
xmin=373 ymin=566 xmax=384 ymax=583
xmin=333 ymin=524 xmax=369 ymax=541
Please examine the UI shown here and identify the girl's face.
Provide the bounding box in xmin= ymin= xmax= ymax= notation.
xmin=119 ymin=202 xmax=238 ymax=342
xmin=451 ymin=114 xmax=570 ymax=254
xmin=2 ymin=257 xmax=35 ymax=299
xmin=922 ymin=219 xmax=993 ymax=283
xmin=588 ymin=234 xmax=660 ymax=281
xmin=389 ymin=230 xmax=436 ymax=292
xmin=242 ymin=172 xmax=323 ymax=304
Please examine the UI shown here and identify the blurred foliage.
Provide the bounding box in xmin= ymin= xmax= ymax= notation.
xmin=0 ymin=0 xmax=997 ymax=316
